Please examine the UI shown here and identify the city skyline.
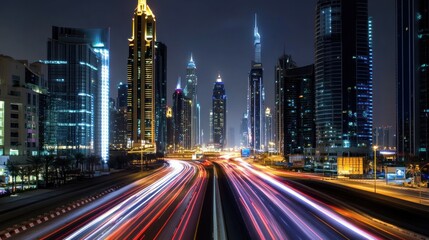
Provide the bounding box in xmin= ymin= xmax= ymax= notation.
xmin=0 ymin=0 xmax=395 ymax=145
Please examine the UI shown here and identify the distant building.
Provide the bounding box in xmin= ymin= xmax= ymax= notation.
xmin=248 ymin=14 xmax=265 ymax=151
xmin=172 ymin=78 xmax=192 ymax=151
xmin=127 ymin=0 xmax=156 ymax=149
xmin=374 ymin=126 xmax=392 ymax=149
xmin=209 ymin=110 xmax=213 ymax=143
xmin=240 ymin=113 xmax=248 ymax=148
xmin=264 ymin=107 xmax=273 ymax=151
xmin=166 ymin=106 xmax=173 ymax=152
xmin=228 ymin=127 xmax=235 ymax=148
xmin=212 ymin=75 xmax=227 ymax=149
xmin=155 ymin=42 xmax=167 ymax=154
xmin=315 ymin=0 xmax=373 ymax=156
xmin=397 ymin=0 xmax=429 ymax=161
xmin=274 ymin=54 xmax=296 ymax=155
xmin=184 ymin=54 xmax=201 ymax=147
xmin=0 ymin=55 xmax=48 ymax=156
xmin=45 ymin=26 xmax=110 ymax=161
xmin=117 ymin=82 xmax=127 ymax=110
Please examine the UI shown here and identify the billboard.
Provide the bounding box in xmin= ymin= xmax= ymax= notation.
xmin=241 ymin=148 xmax=251 ymax=158
xmin=337 ymin=157 xmax=363 ymax=175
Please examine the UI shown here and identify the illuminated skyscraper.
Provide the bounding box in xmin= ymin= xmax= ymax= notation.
xmin=172 ymin=78 xmax=192 ymax=151
xmin=155 ymin=42 xmax=167 ymax=154
xmin=248 ymin=14 xmax=265 ymax=151
xmin=46 ymin=26 xmax=110 ymax=161
xmin=240 ymin=113 xmax=248 ymax=147
xmin=166 ymin=106 xmax=173 ymax=152
xmin=127 ymin=0 xmax=156 ymax=149
xmin=315 ymin=0 xmax=372 ymax=156
xmin=397 ymin=0 xmax=429 ymax=161
xmin=212 ymin=74 xmax=227 ymax=148
xmin=264 ymin=107 xmax=273 ymax=150
xmin=184 ymin=54 xmax=200 ymax=147
xmin=274 ymin=54 xmax=296 ymax=155
xmin=117 ymin=82 xmax=127 ymax=110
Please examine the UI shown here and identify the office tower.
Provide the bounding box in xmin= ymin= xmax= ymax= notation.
xmin=264 ymin=107 xmax=273 ymax=151
xmin=127 ymin=0 xmax=156 ymax=149
xmin=240 ymin=113 xmax=248 ymax=147
xmin=275 ymin=54 xmax=296 ymax=155
xmin=117 ymin=82 xmax=127 ymax=110
xmin=166 ymin=106 xmax=173 ymax=152
xmin=172 ymin=79 xmax=192 ymax=151
xmin=283 ymin=64 xmax=316 ymax=154
xmin=248 ymin=14 xmax=265 ymax=151
xmin=0 ymin=55 xmax=48 ymax=156
xmin=155 ymin=42 xmax=167 ymax=154
xmin=212 ymin=75 xmax=227 ymax=149
xmin=184 ymin=54 xmax=200 ymax=147
xmin=315 ymin=0 xmax=373 ymax=156
xmin=46 ymin=26 xmax=110 ymax=161
xmin=397 ymin=0 xmax=429 ymax=161
xmin=374 ymin=126 xmax=392 ymax=149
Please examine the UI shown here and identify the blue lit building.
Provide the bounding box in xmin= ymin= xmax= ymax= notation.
xmin=212 ymin=75 xmax=227 ymax=148
xmin=315 ymin=0 xmax=373 ymax=156
xmin=184 ymin=54 xmax=200 ymax=147
xmin=248 ymin=14 xmax=265 ymax=151
xmin=172 ymin=78 xmax=192 ymax=151
xmin=154 ymin=42 xmax=167 ymax=154
xmin=46 ymin=26 xmax=110 ymax=162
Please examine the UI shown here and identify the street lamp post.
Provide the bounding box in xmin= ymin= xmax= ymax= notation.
xmin=373 ymin=145 xmax=378 ymax=193
xmin=141 ymin=140 xmax=145 ymax=172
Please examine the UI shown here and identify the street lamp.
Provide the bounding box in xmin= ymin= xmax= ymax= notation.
xmin=373 ymin=145 xmax=378 ymax=193
xmin=141 ymin=140 xmax=145 ymax=172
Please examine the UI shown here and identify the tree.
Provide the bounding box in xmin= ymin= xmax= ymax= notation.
xmin=74 ymin=152 xmax=85 ymax=173
xmin=42 ymin=154 xmax=55 ymax=188
xmin=27 ymin=156 xmax=43 ymax=188
xmin=53 ymin=156 xmax=72 ymax=185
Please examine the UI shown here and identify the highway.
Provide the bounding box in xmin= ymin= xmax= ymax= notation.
xmin=216 ymin=157 xmax=426 ymax=239
xmin=14 ymin=160 xmax=207 ymax=240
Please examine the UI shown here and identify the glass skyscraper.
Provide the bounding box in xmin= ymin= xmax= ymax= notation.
xmin=154 ymin=42 xmax=167 ymax=154
xmin=315 ymin=0 xmax=373 ymax=156
xmin=46 ymin=26 xmax=110 ymax=161
xmin=212 ymin=75 xmax=227 ymax=149
xmin=248 ymin=14 xmax=265 ymax=151
xmin=172 ymin=79 xmax=192 ymax=151
xmin=397 ymin=0 xmax=429 ymax=161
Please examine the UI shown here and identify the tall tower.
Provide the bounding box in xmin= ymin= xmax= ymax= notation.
xmin=212 ymin=74 xmax=227 ymax=149
xmin=172 ymin=78 xmax=192 ymax=151
xmin=184 ymin=54 xmax=200 ymax=147
xmin=397 ymin=0 xmax=429 ymax=161
xmin=155 ymin=42 xmax=167 ymax=154
xmin=264 ymin=107 xmax=273 ymax=151
xmin=127 ymin=0 xmax=156 ymax=148
xmin=248 ymin=14 xmax=264 ymax=151
xmin=315 ymin=0 xmax=372 ymax=156
xmin=274 ymin=54 xmax=296 ymax=155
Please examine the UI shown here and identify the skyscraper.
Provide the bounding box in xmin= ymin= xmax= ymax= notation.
xmin=248 ymin=14 xmax=265 ymax=151
xmin=166 ymin=106 xmax=173 ymax=152
xmin=274 ymin=54 xmax=296 ymax=155
xmin=155 ymin=42 xmax=167 ymax=154
xmin=397 ymin=0 xmax=429 ymax=161
xmin=46 ymin=26 xmax=110 ymax=161
xmin=111 ymin=83 xmax=128 ymax=149
xmin=315 ymin=0 xmax=373 ymax=156
xmin=283 ymin=64 xmax=316 ymax=154
xmin=212 ymin=74 xmax=227 ymax=149
xmin=127 ymin=0 xmax=156 ymax=149
xmin=117 ymin=82 xmax=127 ymax=110
xmin=240 ymin=113 xmax=248 ymax=148
xmin=184 ymin=54 xmax=200 ymax=147
xmin=172 ymin=79 xmax=192 ymax=151
xmin=264 ymin=107 xmax=273 ymax=151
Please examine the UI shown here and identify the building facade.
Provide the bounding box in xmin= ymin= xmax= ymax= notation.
xmin=397 ymin=0 xmax=429 ymax=161
xmin=0 ymin=55 xmax=48 ymax=156
xmin=155 ymin=42 xmax=167 ymax=154
xmin=46 ymin=26 xmax=110 ymax=161
xmin=315 ymin=0 xmax=373 ymax=156
xmin=212 ymin=75 xmax=227 ymax=149
xmin=264 ymin=107 xmax=273 ymax=151
xmin=283 ymin=64 xmax=316 ymax=155
xmin=274 ymin=54 xmax=296 ymax=155
xmin=127 ymin=0 xmax=156 ymax=150
xmin=117 ymin=82 xmax=127 ymax=109
xmin=248 ymin=14 xmax=265 ymax=151
xmin=166 ymin=106 xmax=173 ymax=152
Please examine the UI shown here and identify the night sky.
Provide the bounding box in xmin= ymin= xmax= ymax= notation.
xmin=0 ymin=0 xmax=395 ymax=146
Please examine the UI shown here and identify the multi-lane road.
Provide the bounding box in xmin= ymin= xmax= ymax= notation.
xmin=1 ymin=158 xmax=429 ymax=239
